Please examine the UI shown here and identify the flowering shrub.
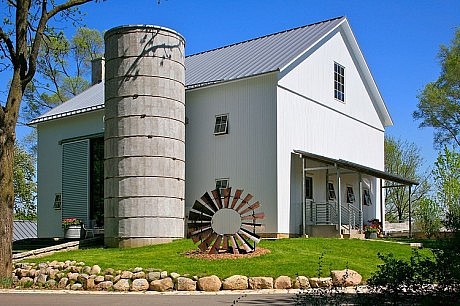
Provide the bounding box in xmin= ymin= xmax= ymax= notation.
xmin=364 ymin=219 xmax=381 ymax=234
xmin=62 ymin=218 xmax=82 ymax=227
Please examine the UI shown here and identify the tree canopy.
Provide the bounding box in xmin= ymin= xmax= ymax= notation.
xmin=0 ymin=0 xmax=96 ymax=282
xmin=414 ymin=29 xmax=460 ymax=148
xmin=384 ymin=136 xmax=430 ymax=222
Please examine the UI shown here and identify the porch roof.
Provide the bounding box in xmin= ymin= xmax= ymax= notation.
xmin=294 ymin=150 xmax=419 ymax=186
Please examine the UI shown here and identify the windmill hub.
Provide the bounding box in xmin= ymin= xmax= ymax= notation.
xmin=211 ymin=208 xmax=242 ymax=235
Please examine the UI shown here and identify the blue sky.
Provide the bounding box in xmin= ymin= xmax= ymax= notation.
xmin=10 ymin=0 xmax=460 ymax=167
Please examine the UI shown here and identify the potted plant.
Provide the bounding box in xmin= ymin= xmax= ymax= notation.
xmin=62 ymin=218 xmax=83 ymax=239
xmin=364 ymin=219 xmax=381 ymax=239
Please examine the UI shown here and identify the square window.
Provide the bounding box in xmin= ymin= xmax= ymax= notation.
xmin=334 ymin=62 xmax=345 ymax=102
xmin=215 ymin=178 xmax=229 ymax=193
xmin=214 ymin=114 xmax=229 ymax=135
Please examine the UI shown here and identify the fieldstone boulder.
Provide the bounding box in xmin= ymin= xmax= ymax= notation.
xmin=222 ymin=275 xmax=248 ymax=290
xmin=113 ymin=279 xmax=130 ymax=291
xmin=309 ymin=277 xmax=333 ymax=288
xmin=84 ymin=278 xmax=96 ymax=290
xmin=170 ymin=272 xmax=181 ymax=280
xmin=176 ymin=277 xmax=196 ymax=291
xmin=147 ymin=271 xmax=161 ymax=281
xmin=97 ymin=281 xmax=113 ymax=290
xmin=70 ymin=283 xmax=83 ymax=290
xmin=249 ymin=277 xmax=273 ymax=289
xmin=90 ymin=265 xmax=102 ymax=275
xmin=160 ymin=271 xmax=168 ymax=279
xmin=104 ymin=275 xmax=114 ymax=282
xmin=67 ymin=272 xmax=79 ymax=282
xmin=19 ymin=277 xmax=33 ymax=287
xmin=58 ymin=277 xmax=68 ymax=289
xmin=197 ymin=275 xmax=222 ymax=292
xmin=132 ymin=271 xmax=146 ymax=279
xmin=274 ymin=276 xmax=292 ymax=289
xmin=149 ymin=277 xmax=174 ymax=292
xmin=36 ymin=273 xmax=47 ymax=285
xmin=131 ymin=278 xmax=149 ymax=291
xmin=331 ymin=269 xmax=362 ymax=287
xmin=46 ymin=279 xmax=57 ymax=289
xmin=293 ymin=276 xmax=310 ymax=289
xmin=94 ymin=275 xmax=105 ymax=283
xmin=120 ymin=271 xmax=133 ymax=279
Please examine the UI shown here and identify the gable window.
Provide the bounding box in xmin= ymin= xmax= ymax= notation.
xmin=214 ymin=114 xmax=229 ymax=135
xmin=363 ymin=189 xmax=372 ymax=206
xmin=328 ymin=182 xmax=336 ymax=200
xmin=215 ymin=178 xmax=229 ymax=193
xmin=346 ymin=186 xmax=355 ymax=203
xmin=334 ymin=62 xmax=345 ymax=102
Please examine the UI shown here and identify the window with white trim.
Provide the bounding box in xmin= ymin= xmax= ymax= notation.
xmin=215 ymin=178 xmax=229 ymax=193
xmin=214 ymin=114 xmax=229 ymax=135
xmin=328 ymin=182 xmax=336 ymax=200
xmin=334 ymin=62 xmax=345 ymax=102
xmin=346 ymin=186 xmax=355 ymax=203
xmin=363 ymin=189 xmax=372 ymax=206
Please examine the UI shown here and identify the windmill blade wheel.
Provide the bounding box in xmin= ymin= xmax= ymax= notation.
xmin=188 ymin=187 xmax=264 ymax=254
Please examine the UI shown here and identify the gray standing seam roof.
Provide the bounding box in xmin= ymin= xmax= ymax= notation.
xmin=185 ymin=16 xmax=345 ymax=88
xmin=30 ymin=17 xmax=349 ymax=124
xmin=13 ymin=220 xmax=38 ymax=242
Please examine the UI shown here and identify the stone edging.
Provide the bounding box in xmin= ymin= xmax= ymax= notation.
xmin=11 ymin=261 xmax=363 ymax=292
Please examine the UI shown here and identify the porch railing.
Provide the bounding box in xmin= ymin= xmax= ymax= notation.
xmin=304 ymin=199 xmax=361 ymax=230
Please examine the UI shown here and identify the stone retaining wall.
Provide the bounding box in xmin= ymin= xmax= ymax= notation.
xmin=11 ymin=261 xmax=362 ymax=292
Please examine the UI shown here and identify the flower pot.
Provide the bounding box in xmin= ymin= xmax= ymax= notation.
xmin=65 ymin=225 xmax=83 ymax=239
xmin=368 ymin=232 xmax=378 ymax=239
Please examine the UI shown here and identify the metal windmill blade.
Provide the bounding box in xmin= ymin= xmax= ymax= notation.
xmin=188 ymin=187 xmax=265 ymax=254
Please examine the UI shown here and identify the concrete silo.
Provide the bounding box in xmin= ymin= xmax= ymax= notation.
xmin=104 ymin=25 xmax=185 ymax=248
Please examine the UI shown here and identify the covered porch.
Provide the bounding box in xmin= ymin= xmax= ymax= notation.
xmin=293 ymin=150 xmax=418 ymax=238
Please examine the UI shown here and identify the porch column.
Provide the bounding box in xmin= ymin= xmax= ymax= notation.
xmin=408 ymin=184 xmax=412 ymax=238
xmin=358 ymin=174 xmax=363 ymax=232
xmin=336 ymin=165 xmax=342 ymax=237
xmin=302 ymin=157 xmax=306 ymax=236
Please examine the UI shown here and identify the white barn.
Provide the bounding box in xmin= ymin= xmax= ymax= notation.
xmin=30 ymin=17 xmax=416 ymax=243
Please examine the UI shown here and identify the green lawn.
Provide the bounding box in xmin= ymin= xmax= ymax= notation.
xmin=25 ymin=238 xmax=432 ymax=280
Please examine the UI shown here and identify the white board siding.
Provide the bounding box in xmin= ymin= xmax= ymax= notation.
xmin=185 ymin=73 xmax=279 ymax=234
xmin=37 ymin=110 xmax=103 ymax=238
xmin=278 ymin=29 xmax=385 ymax=132
xmin=276 ymin=30 xmax=386 ymax=234
xmin=62 ymin=140 xmax=90 ymax=226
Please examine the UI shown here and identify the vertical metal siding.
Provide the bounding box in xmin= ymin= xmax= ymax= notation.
xmin=62 ymin=139 xmax=90 ymax=226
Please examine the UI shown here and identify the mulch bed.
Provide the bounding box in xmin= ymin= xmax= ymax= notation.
xmin=183 ymin=247 xmax=271 ymax=260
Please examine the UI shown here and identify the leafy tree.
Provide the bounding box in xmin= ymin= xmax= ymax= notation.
xmin=413 ymin=29 xmax=460 ymax=148
xmin=21 ymin=27 xmax=103 ymax=124
xmin=414 ymin=197 xmax=443 ymax=238
xmin=384 ymin=136 xmax=430 ymax=222
xmin=433 ymin=146 xmax=460 ymax=231
xmin=13 ymin=143 xmax=36 ymax=220
xmin=0 ymin=0 xmax=97 ymax=282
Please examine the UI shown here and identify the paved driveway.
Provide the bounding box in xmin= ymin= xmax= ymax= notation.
xmin=0 ymin=290 xmax=298 ymax=306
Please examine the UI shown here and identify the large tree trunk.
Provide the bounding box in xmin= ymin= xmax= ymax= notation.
xmin=0 ymin=74 xmax=22 ymax=282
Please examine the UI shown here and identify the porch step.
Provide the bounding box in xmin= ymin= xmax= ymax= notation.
xmin=342 ymin=228 xmax=365 ymax=239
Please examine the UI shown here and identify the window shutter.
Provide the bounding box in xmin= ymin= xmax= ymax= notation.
xmin=62 ymin=140 xmax=90 ymax=226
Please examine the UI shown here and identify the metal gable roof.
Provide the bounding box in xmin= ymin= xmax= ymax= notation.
xmin=185 ymin=16 xmax=345 ymax=88
xmin=30 ymin=16 xmax=392 ymax=127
